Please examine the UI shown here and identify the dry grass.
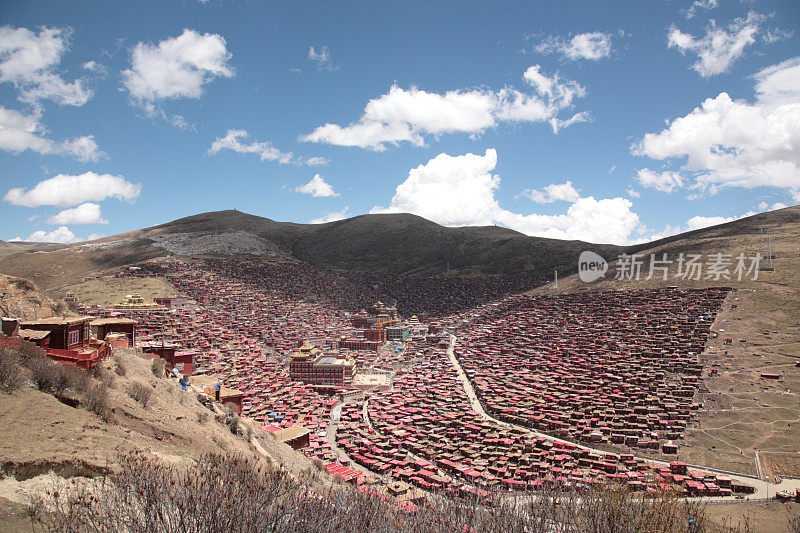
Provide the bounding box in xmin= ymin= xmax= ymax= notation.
xmin=82 ymin=382 xmax=110 ymax=421
xmin=127 ymin=381 xmax=153 ymax=409
xmin=0 ymin=347 xmax=24 ymax=393
xmin=113 ymin=354 xmax=127 ymax=377
xmin=150 ymin=357 xmax=165 ymax=378
xmin=58 ymin=275 xmax=176 ymax=307
xmin=28 ymin=451 xmax=715 ymax=533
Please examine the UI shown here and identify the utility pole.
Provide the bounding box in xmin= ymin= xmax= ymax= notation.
xmin=554 ymin=270 xmax=558 ymax=289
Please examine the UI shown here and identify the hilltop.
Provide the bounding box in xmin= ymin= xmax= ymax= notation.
xmin=0 ymin=206 xmax=797 ymax=300
xmin=0 ymin=210 xmax=624 ymax=292
xmin=531 ymin=205 xmax=800 ymax=295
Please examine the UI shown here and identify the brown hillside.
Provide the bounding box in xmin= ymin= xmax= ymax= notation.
xmin=0 ymin=274 xmax=69 ymax=320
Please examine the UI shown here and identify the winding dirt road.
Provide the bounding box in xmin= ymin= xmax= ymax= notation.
xmin=445 ymin=334 xmax=800 ymax=502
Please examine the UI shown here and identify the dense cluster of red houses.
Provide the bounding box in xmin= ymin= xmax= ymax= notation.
xmin=334 ymin=345 xmax=747 ymax=497
xmin=67 ymin=258 xmax=749 ymax=498
xmin=450 ymin=288 xmax=729 ymax=451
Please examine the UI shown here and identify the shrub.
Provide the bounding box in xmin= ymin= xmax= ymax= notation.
xmin=63 ymin=366 xmax=91 ymax=393
xmin=11 ymin=277 xmax=36 ymax=291
xmin=29 ymin=452 xmax=716 ymax=533
xmin=15 ymin=340 xmax=46 ymax=364
xmin=113 ymin=354 xmax=127 ymax=377
xmin=128 ymin=382 xmax=153 ymax=408
xmin=82 ymin=382 xmax=110 ymax=421
xmin=0 ymin=347 xmax=24 ymax=393
xmin=151 ymin=357 xmax=165 ymax=378
xmin=26 ymin=355 xmax=62 ymax=393
xmin=229 ymin=413 xmax=241 ymax=435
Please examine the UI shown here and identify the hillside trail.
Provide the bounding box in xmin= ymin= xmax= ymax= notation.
xmin=445 ymin=334 xmax=800 ymax=502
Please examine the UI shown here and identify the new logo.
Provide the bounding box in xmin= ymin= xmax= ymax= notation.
xmin=578 ymin=251 xmax=608 ymax=283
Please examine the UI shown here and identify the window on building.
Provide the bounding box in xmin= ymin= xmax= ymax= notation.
xmin=68 ymin=329 xmax=80 ymax=346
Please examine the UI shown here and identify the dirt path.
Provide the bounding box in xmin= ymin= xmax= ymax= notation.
xmin=445 ymin=334 xmax=800 ymax=502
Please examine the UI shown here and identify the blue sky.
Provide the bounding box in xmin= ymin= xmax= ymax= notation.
xmin=1 ymin=0 xmax=798 ymax=245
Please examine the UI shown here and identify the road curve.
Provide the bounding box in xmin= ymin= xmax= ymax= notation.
xmin=445 ymin=334 xmax=800 ymax=502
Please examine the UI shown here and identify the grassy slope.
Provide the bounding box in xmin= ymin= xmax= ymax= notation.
xmin=53 ymin=276 xmax=177 ymax=307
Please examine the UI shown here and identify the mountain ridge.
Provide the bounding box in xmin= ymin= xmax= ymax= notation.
xmin=1 ymin=206 xmax=797 ymax=291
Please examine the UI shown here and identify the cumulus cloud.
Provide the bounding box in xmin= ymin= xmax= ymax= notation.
xmin=301 ymin=66 xmax=588 ymax=150
xmin=122 ymin=29 xmax=234 ymax=110
xmin=46 ymin=202 xmax=108 ymax=225
xmin=295 ymin=174 xmax=339 ymax=197
xmin=633 ymin=56 xmax=800 ymax=199
xmin=0 ymin=106 xmax=102 ymax=161
xmin=0 ymin=25 xmax=92 ymax=106
xmin=4 ymin=172 xmax=141 ymax=208
xmin=208 ymin=129 xmax=326 ymax=166
xmin=311 ymin=207 xmax=349 ymax=224
xmin=308 ymin=46 xmax=337 ymax=71
xmin=371 ymin=149 xmax=641 ymax=245
xmin=26 ymin=226 xmax=78 ymax=243
xmin=535 ymin=32 xmax=613 ymax=61
xmin=667 ymin=12 xmax=766 ymax=77
xmin=522 ymin=181 xmax=580 ymax=203
xmin=635 ymin=169 xmax=685 ymax=193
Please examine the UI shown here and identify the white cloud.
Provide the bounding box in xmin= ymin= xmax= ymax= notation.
xmin=687 ymin=202 xmax=788 ymax=231
xmin=763 ymin=28 xmax=793 ymax=44
xmin=295 ymin=174 xmax=339 ymax=197
xmin=0 ymin=106 xmax=102 ymax=161
xmin=0 ymin=25 xmax=92 ymax=106
xmin=371 ymin=149 xmax=641 ymax=245
xmin=304 ymin=156 xmax=329 ymax=166
xmin=26 ymin=226 xmax=78 ymax=243
xmin=643 ymin=202 xmax=787 ymax=239
xmin=8 ymin=237 xmax=23 ymax=242
xmin=311 ymin=207 xmax=349 ymax=224
xmin=46 ymin=202 xmax=108 ymax=225
xmin=633 ymin=56 xmax=800 ymax=199
xmin=686 ymin=214 xmax=745 ymax=231
xmin=122 ymin=29 xmax=233 ymax=107
xmin=208 ymin=129 xmax=325 ymax=166
xmin=308 ymin=46 xmax=337 ymax=71
xmin=668 ymin=12 xmax=766 ymax=77
xmin=86 ymin=233 xmax=104 ymax=241
xmin=81 ymin=60 xmax=109 ymax=78
xmin=535 ymin=32 xmax=613 ymax=61
xmin=301 ymin=66 xmax=588 ymax=150
xmin=4 ymin=172 xmax=141 ymax=208
xmin=523 ymin=181 xmax=580 ymax=203
xmin=636 ymin=169 xmax=685 ymax=193
xmin=686 ymin=0 xmax=718 ymax=19
xmin=626 ymin=187 xmax=641 ymax=198
xmin=170 ymin=114 xmax=195 ymax=131
xmin=758 ymin=201 xmax=787 ymax=211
